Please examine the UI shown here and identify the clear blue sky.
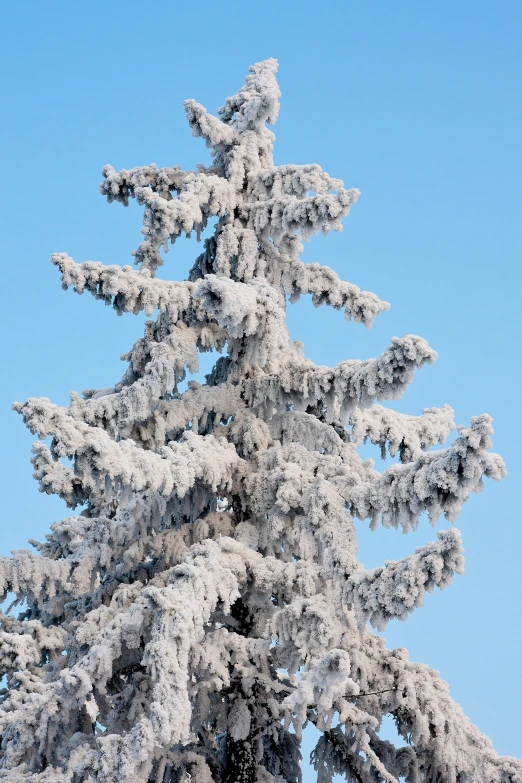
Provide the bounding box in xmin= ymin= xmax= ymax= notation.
xmin=1 ymin=0 xmax=521 ymax=775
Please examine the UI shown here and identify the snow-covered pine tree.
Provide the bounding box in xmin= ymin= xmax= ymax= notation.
xmin=1 ymin=58 xmax=518 ymax=783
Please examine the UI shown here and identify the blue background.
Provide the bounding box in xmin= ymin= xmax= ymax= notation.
xmin=1 ymin=1 xmax=520 ymax=776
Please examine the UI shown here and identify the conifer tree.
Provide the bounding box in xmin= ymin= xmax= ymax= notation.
xmin=1 ymin=59 xmax=519 ymax=783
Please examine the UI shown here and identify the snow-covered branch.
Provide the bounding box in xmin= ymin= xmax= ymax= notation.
xmin=217 ymin=57 xmax=280 ymax=132
xmin=350 ymin=403 xmax=455 ymax=462
xmin=52 ymin=252 xmax=195 ymax=317
xmin=184 ymin=99 xmax=237 ymax=150
xmin=247 ymin=182 xmax=360 ymax=244
xmin=345 ymin=529 xmax=464 ymax=630
xmin=282 ymin=259 xmax=390 ymax=327
xmin=348 ymin=414 xmax=506 ymax=531
xmin=0 ymin=549 xmax=71 ymax=606
xmin=133 ymin=173 xmax=237 ymax=272
xmin=243 ymin=334 xmax=437 ymax=420
xmin=100 ymin=163 xmax=186 ymax=206
xmin=14 ymin=398 xmax=242 ymax=507
xmin=0 ymin=614 xmax=66 ymax=675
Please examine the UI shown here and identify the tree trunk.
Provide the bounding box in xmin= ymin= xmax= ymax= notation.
xmin=224 ymin=733 xmax=257 ymax=783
